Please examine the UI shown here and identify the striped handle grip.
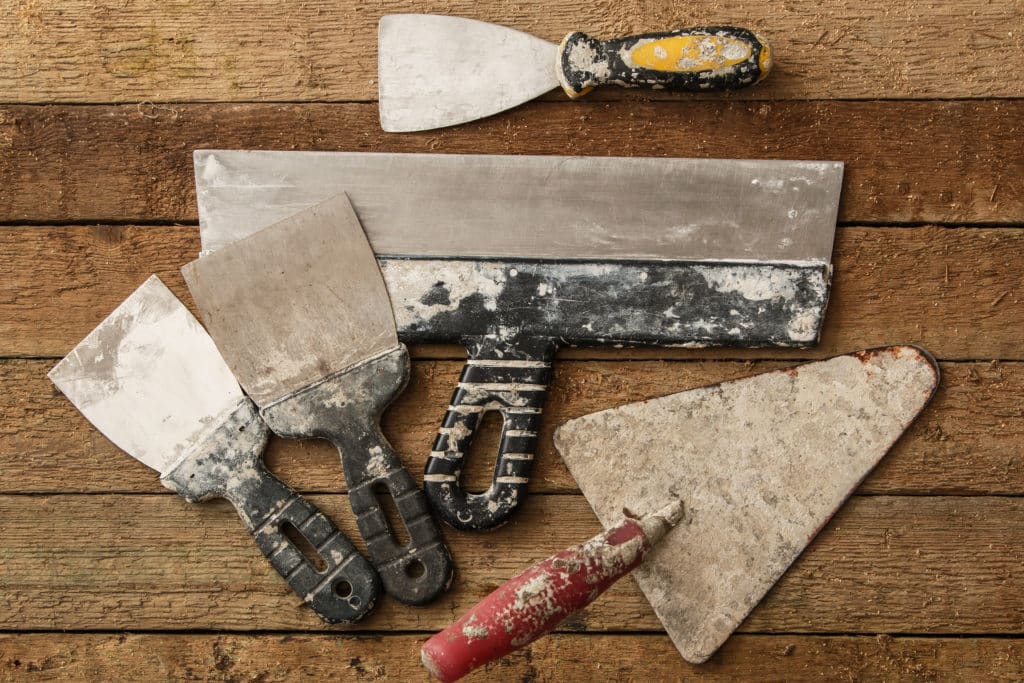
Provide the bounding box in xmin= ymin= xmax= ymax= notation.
xmin=424 ymin=352 xmax=553 ymax=531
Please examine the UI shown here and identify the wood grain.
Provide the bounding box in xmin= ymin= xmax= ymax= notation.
xmin=2 ymin=225 xmax=1021 ymax=360
xmin=5 ymin=358 xmax=1021 ymax=496
xmin=0 ymin=494 xmax=1020 ymax=633
xmin=0 ymin=633 xmax=1021 ymax=681
xmin=2 ymin=101 xmax=1022 ymax=224
xmin=3 ymin=1 xmax=1022 ymax=103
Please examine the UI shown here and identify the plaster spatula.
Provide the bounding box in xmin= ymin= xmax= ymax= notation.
xmin=48 ymin=276 xmax=380 ymax=623
xmin=553 ymin=346 xmax=940 ymax=663
xmin=182 ymin=194 xmax=454 ymax=606
xmin=378 ymin=14 xmax=772 ymax=131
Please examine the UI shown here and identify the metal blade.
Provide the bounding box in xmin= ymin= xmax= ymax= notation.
xmin=182 ymin=193 xmax=398 ymax=407
xmin=553 ymin=346 xmax=939 ymax=663
xmin=48 ymin=276 xmax=245 ymax=474
xmin=378 ymin=14 xmax=559 ymax=132
xmin=195 ymin=150 xmax=843 ymax=263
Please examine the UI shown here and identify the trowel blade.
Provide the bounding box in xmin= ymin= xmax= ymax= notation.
xmin=553 ymin=346 xmax=939 ymax=663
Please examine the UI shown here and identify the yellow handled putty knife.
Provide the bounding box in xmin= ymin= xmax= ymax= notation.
xmin=378 ymin=14 xmax=772 ymax=132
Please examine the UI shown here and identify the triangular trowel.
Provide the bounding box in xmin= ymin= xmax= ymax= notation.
xmin=553 ymin=346 xmax=940 ymax=663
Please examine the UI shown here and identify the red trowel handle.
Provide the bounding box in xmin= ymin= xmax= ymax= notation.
xmin=420 ymin=501 xmax=684 ymax=682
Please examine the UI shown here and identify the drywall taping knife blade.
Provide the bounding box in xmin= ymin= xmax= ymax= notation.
xmin=377 ymin=14 xmax=772 ymax=132
xmin=193 ymin=150 xmax=844 ymax=532
xmin=182 ymin=194 xmax=453 ymax=606
xmin=48 ymin=276 xmax=380 ymax=623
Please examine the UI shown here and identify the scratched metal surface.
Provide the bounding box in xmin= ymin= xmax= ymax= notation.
xmin=194 ymin=151 xmax=842 ymax=263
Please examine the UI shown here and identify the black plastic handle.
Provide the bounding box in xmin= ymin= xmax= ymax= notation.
xmin=557 ymin=26 xmax=771 ymax=98
xmin=161 ymin=400 xmax=379 ymax=623
xmin=424 ymin=337 xmax=555 ymax=531
xmin=230 ymin=466 xmax=382 ymax=622
xmin=261 ymin=346 xmax=454 ymax=606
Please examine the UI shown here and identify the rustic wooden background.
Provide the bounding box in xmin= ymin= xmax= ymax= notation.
xmin=2 ymin=1 xmax=1023 ymax=680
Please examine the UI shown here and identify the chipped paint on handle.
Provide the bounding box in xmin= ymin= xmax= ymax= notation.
xmin=421 ymin=502 xmax=685 ymax=682
xmin=558 ymin=27 xmax=771 ymax=99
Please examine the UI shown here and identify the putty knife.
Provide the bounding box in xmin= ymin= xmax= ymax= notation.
xmin=193 ymin=150 xmax=844 ymax=532
xmin=378 ymin=14 xmax=772 ymax=131
xmin=48 ymin=276 xmax=379 ymax=623
xmin=181 ymin=194 xmax=454 ymax=606
xmin=553 ymin=346 xmax=940 ymax=663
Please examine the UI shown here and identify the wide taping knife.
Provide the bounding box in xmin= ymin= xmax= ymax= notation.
xmin=378 ymin=14 xmax=772 ymax=131
xmin=182 ymin=194 xmax=453 ymax=606
xmin=48 ymin=276 xmax=379 ymax=623
xmin=193 ymin=150 xmax=844 ymax=532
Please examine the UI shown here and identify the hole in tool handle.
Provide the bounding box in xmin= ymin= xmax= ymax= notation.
xmin=279 ymin=520 xmax=327 ymax=572
xmin=424 ymin=341 xmax=554 ymax=531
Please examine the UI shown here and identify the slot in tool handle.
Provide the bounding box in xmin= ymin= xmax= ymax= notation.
xmin=424 ymin=337 xmax=554 ymax=531
xmin=162 ymin=401 xmax=379 ymax=624
xmin=557 ymin=26 xmax=771 ymax=98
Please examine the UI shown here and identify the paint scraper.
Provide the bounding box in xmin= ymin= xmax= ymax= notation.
xmin=48 ymin=276 xmax=380 ymax=623
xmin=378 ymin=14 xmax=772 ymax=131
xmin=182 ymin=193 xmax=454 ymax=606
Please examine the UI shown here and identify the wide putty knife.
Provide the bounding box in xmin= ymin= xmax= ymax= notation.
xmin=182 ymin=194 xmax=454 ymax=606
xmin=193 ymin=150 xmax=844 ymax=533
xmin=553 ymin=346 xmax=940 ymax=664
xmin=378 ymin=14 xmax=772 ymax=131
xmin=48 ymin=276 xmax=379 ymax=623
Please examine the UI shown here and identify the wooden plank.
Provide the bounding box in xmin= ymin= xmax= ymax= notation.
xmin=1 ymin=101 xmax=1021 ymax=225
xmin=0 ymin=494 xmax=1020 ymax=633
xmin=2 ymin=2 xmax=1022 ymax=103
xmin=0 ymin=633 xmax=1020 ymax=681
xmin=2 ymin=225 xmax=1022 ymax=360
xmin=5 ymin=357 xmax=1022 ymax=496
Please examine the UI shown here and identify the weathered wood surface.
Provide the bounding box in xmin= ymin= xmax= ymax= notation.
xmin=1 ymin=494 xmax=1021 ymax=633
xmin=2 ymin=225 xmax=1022 ymax=360
xmin=4 ymin=358 xmax=1021 ymax=496
xmin=0 ymin=633 xmax=1021 ymax=681
xmin=4 ymin=0 xmax=1023 ymax=677
xmin=2 ymin=101 xmax=1022 ymax=225
xmin=3 ymin=1 xmax=1022 ymax=103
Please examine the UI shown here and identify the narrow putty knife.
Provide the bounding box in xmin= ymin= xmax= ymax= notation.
xmin=48 ymin=276 xmax=380 ymax=623
xmin=553 ymin=346 xmax=940 ymax=664
xmin=378 ymin=14 xmax=772 ymax=131
xmin=182 ymin=194 xmax=454 ymax=606
xmin=193 ymin=150 xmax=844 ymax=534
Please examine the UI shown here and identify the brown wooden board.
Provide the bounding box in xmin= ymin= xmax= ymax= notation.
xmin=4 ymin=358 xmax=1021 ymax=496
xmin=3 ymin=0 xmax=1023 ymax=677
xmin=0 ymin=634 xmax=1021 ymax=681
xmin=3 ymin=225 xmax=1021 ymax=360
xmin=1 ymin=494 xmax=1021 ymax=633
xmin=1 ymin=101 xmax=1022 ymax=225
xmin=3 ymin=1 xmax=1022 ymax=103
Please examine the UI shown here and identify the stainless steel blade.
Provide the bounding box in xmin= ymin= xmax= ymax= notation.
xmin=48 ymin=276 xmax=245 ymax=474
xmin=378 ymin=14 xmax=559 ymax=132
xmin=181 ymin=193 xmax=398 ymax=407
xmin=553 ymin=346 xmax=939 ymax=663
xmin=194 ymin=150 xmax=843 ymax=263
